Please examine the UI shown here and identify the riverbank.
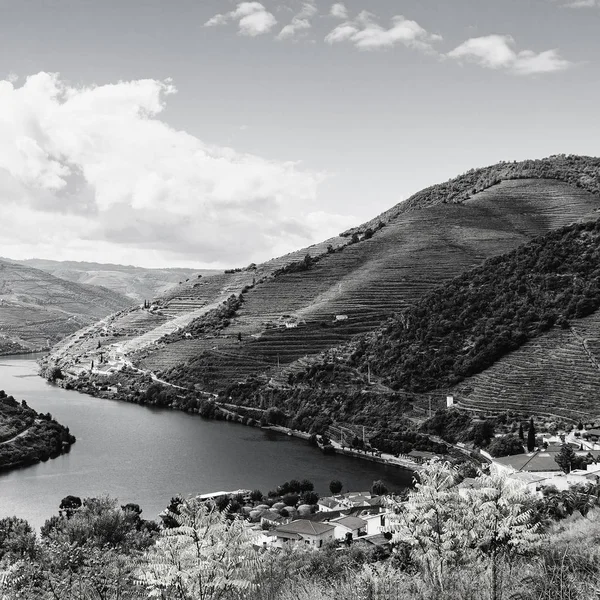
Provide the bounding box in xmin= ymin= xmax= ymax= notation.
xmin=42 ymin=364 xmax=423 ymax=474
xmin=262 ymin=425 xmax=420 ymax=472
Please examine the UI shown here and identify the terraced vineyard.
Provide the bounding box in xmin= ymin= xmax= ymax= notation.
xmin=45 ymin=161 xmax=600 ymax=404
xmin=452 ymin=310 xmax=600 ymax=421
xmin=136 ymin=178 xmax=600 ymax=386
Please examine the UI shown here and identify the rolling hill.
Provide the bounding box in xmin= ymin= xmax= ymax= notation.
xmin=10 ymin=259 xmax=217 ymax=303
xmin=42 ymin=155 xmax=600 ymax=425
xmin=0 ymin=259 xmax=132 ymax=354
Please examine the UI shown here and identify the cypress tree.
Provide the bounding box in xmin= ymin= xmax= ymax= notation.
xmin=518 ymin=423 xmax=524 ymax=441
xmin=527 ymin=417 xmax=536 ymax=452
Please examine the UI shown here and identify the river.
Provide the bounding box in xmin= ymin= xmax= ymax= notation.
xmin=0 ymin=356 xmax=412 ymax=529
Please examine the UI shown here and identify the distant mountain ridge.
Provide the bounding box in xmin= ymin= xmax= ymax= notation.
xmin=0 ymin=259 xmax=132 ymax=354
xmin=42 ymin=155 xmax=600 ymax=425
xmin=10 ymin=258 xmax=219 ymax=303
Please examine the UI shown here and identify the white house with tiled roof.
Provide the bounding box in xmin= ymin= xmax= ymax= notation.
xmin=330 ymin=515 xmax=368 ymax=541
xmin=274 ymin=519 xmax=335 ymax=548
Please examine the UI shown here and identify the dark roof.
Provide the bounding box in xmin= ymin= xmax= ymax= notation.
xmin=408 ymin=450 xmax=439 ymax=459
xmin=493 ymin=452 xmax=562 ymax=473
xmin=276 ymin=519 xmax=335 ymax=536
xmin=332 ymin=516 xmax=368 ymax=530
xmin=261 ymin=510 xmax=285 ymax=522
xmin=305 ymin=510 xmax=345 ymax=522
xmin=357 ymin=534 xmax=391 ymax=547
xmin=318 ymin=497 xmax=342 ymax=509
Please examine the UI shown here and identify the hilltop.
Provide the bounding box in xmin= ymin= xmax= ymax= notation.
xmin=9 ymin=259 xmax=218 ymax=303
xmin=0 ymin=259 xmax=132 ymax=354
xmin=42 ymin=155 xmax=600 ymax=425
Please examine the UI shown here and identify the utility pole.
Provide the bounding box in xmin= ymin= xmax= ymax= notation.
xmin=367 ymin=362 xmax=371 ymax=384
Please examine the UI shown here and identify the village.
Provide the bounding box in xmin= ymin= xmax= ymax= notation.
xmin=190 ymin=420 xmax=600 ymax=554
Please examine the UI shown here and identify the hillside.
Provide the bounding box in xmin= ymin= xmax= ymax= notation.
xmin=10 ymin=259 xmax=217 ymax=303
xmin=0 ymin=259 xmax=132 ymax=354
xmin=42 ymin=156 xmax=600 ymax=422
xmin=230 ymin=219 xmax=600 ymax=428
xmin=0 ymin=389 xmax=75 ymax=470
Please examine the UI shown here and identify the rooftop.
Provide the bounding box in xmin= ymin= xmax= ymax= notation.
xmin=493 ymin=451 xmax=563 ymax=473
xmin=331 ymin=516 xmax=368 ymax=530
xmin=276 ymin=519 xmax=335 ymax=536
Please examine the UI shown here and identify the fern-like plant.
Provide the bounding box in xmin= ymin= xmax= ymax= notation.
xmin=140 ymin=498 xmax=262 ymax=600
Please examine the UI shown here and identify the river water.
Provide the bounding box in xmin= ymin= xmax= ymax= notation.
xmin=0 ymin=356 xmax=412 ymax=529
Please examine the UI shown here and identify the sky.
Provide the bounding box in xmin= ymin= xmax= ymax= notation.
xmin=0 ymin=0 xmax=598 ymax=269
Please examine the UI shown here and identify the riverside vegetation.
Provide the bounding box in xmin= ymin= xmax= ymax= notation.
xmin=2 ymin=461 xmax=600 ymax=599
xmin=0 ymin=390 xmax=75 ymax=470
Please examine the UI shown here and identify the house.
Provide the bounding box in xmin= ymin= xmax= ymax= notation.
xmin=567 ymin=463 xmax=600 ymax=486
xmin=317 ymin=497 xmax=345 ymax=512
xmin=274 ymin=519 xmax=335 ymax=548
xmin=334 ymin=314 xmax=348 ymax=321
xmin=407 ymin=450 xmax=439 ymax=464
xmin=357 ymin=533 xmax=392 ymax=550
xmin=584 ymin=429 xmax=600 ymax=442
xmin=331 ymin=516 xmax=368 ymax=541
xmin=284 ymin=322 xmax=298 ymax=329
xmin=260 ymin=510 xmax=288 ymax=527
xmin=363 ymin=511 xmax=391 ymax=536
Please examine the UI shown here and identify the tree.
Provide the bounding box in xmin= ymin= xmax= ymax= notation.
xmin=47 ymin=366 xmax=63 ymax=382
xmin=527 ymin=417 xmax=536 ymax=452
xmin=371 ymin=480 xmax=389 ymax=496
xmin=0 ymin=516 xmax=36 ymax=561
xmin=300 ymin=491 xmax=319 ymax=505
xmin=299 ymin=479 xmax=314 ymax=492
xmin=385 ymin=460 xmax=466 ymax=593
xmin=555 ymin=444 xmax=577 ymax=473
xmin=577 ymin=421 xmax=584 ymax=430
xmin=471 ymin=420 xmax=496 ymax=446
xmin=59 ymin=495 xmax=82 ymax=518
xmin=518 ymin=423 xmax=525 ymax=440
xmin=466 ymin=474 xmax=541 ymax=600
xmin=487 ymin=434 xmax=524 ymax=458
xmin=141 ymin=498 xmax=261 ymax=600
xmin=386 ymin=461 xmax=540 ymax=599
xmin=250 ymin=489 xmax=263 ymax=502
xmin=329 ymin=480 xmax=343 ymax=495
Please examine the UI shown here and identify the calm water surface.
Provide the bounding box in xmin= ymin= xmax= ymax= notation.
xmin=0 ymin=356 xmax=412 ymax=529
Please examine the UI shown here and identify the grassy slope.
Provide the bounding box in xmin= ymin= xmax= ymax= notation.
xmin=0 ymin=259 xmax=132 ymax=354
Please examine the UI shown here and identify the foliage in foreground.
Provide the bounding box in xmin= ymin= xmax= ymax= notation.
xmin=3 ymin=462 xmax=600 ymax=599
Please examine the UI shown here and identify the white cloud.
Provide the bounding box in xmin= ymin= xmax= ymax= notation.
xmin=204 ymin=2 xmax=277 ymax=37
xmin=447 ymin=34 xmax=573 ymax=75
xmin=276 ymin=2 xmax=317 ymax=41
xmin=330 ymin=3 xmax=348 ymax=19
xmin=559 ymin=0 xmax=599 ymax=6
xmin=325 ymin=13 xmax=441 ymax=52
xmin=0 ymin=73 xmax=353 ymax=268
